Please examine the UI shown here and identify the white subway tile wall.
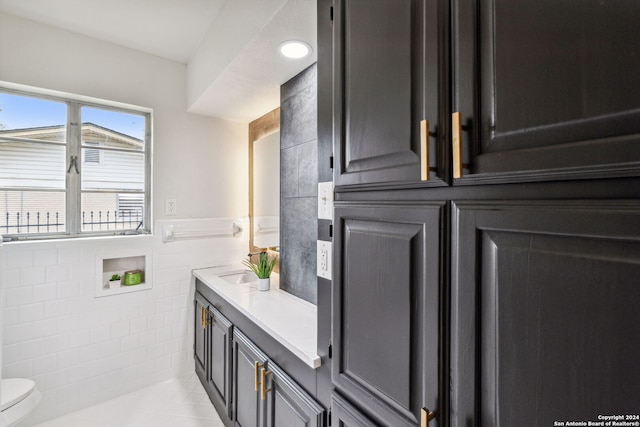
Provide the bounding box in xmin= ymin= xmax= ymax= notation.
xmin=1 ymin=221 xmax=247 ymax=426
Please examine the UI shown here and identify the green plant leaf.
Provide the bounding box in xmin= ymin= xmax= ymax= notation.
xmin=242 ymin=252 xmax=278 ymax=279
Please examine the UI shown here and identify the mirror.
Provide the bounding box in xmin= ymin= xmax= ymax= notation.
xmin=249 ymin=108 xmax=280 ymax=253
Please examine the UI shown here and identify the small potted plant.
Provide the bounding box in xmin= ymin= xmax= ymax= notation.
xmin=242 ymin=251 xmax=278 ymax=291
xmin=108 ymin=274 xmax=121 ymax=289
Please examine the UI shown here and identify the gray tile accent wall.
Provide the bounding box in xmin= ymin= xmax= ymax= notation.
xmin=280 ymin=63 xmax=318 ymax=304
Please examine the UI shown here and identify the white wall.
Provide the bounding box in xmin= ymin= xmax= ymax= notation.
xmin=0 ymin=12 xmax=249 ymax=425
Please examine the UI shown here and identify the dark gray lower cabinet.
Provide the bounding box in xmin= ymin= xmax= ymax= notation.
xmin=451 ymin=201 xmax=640 ymax=426
xmin=194 ymin=292 xmax=208 ymax=381
xmin=233 ymin=329 xmax=324 ymax=427
xmin=233 ymin=329 xmax=267 ymax=427
xmin=194 ymin=291 xmax=233 ymax=419
xmin=333 ymin=202 xmax=444 ymax=426
xmin=207 ymin=305 xmax=233 ymax=415
xmin=331 ymin=392 xmax=378 ymax=427
xmin=264 ymin=360 xmax=325 ymax=427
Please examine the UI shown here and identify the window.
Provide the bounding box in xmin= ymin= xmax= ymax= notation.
xmin=0 ymin=86 xmax=151 ymax=240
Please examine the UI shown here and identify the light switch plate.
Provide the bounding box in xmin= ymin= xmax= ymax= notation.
xmin=317 ymin=240 xmax=332 ymax=280
xmin=318 ymin=181 xmax=333 ymax=220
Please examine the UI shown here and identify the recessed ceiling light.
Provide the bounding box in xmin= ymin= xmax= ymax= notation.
xmin=279 ymin=40 xmax=312 ymax=59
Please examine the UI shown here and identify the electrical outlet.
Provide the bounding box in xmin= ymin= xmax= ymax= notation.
xmin=165 ymin=199 xmax=177 ymax=216
xmin=318 ymin=182 xmax=333 ymax=220
xmin=317 ymin=240 xmax=332 ymax=280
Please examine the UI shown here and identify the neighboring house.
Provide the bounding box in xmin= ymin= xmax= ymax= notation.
xmin=0 ymin=123 xmax=144 ymax=233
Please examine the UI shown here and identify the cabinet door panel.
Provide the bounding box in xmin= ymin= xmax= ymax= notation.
xmin=194 ymin=292 xmax=207 ymax=381
xmin=331 ymin=392 xmax=378 ymax=427
xmin=333 ymin=202 xmax=443 ymax=426
xmin=451 ymin=201 xmax=640 ymax=426
xmin=208 ymin=307 xmax=232 ymax=415
xmin=264 ymin=363 xmax=324 ymax=427
xmin=334 ymin=0 xmax=445 ymax=187
xmin=453 ymin=0 xmax=640 ymax=182
xmin=233 ymin=329 xmax=267 ymax=427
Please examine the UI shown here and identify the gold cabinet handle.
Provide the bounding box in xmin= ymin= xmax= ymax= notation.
xmin=452 ymin=112 xmax=463 ymax=179
xmin=421 ymin=408 xmax=436 ymax=427
xmin=200 ymin=307 xmax=205 ymax=328
xmin=254 ymin=362 xmax=264 ymax=391
xmin=260 ymin=368 xmax=272 ymax=401
xmin=420 ymin=119 xmax=430 ymax=181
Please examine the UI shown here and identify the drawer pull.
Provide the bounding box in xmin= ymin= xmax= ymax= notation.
xmin=254 ymin=361 xmax=264 ymax=391
xmin=260 ymin=368 xmax=272 ymax=401
xmin=452 ymin=112 xmax=463 ymax=179
xmin=421 ymin=119 xmax=429 ymax=181
xmin=421 ymin=407 xmax=436 ymax=427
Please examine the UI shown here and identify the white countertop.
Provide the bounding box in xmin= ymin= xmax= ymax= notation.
xmin=193 ymin=265 xmax=321 ymax=369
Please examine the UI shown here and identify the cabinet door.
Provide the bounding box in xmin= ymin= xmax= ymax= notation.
xmin=333 ymin=0 xmax=446 ymax=188
xmin=451 ymin=201 xmax=640 ymax=426
xmin=333 ymin=202 xmax=444 ymax=426
xmin=207 ymin=306 xmax=232 ymax=416
xmin=453 ymin=0 xmax=640 ymax=182
xmin=331 ymin=392 xmax=378 ymax=427
xmin=194 ymin=292 xmax=208 ymax=381
xmin=233 ymin=329 xmax=268 ymax=427
xmin=264 ymin=362 xmax=324 ymax=427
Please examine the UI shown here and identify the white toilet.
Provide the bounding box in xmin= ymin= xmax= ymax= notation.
xmin=0 ymin=378 xmax=41 ymax=426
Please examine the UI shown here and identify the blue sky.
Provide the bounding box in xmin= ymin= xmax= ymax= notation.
xmin=0 ymin=92 xmax=145 ymax=140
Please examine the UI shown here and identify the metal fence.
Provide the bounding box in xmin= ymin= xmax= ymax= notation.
xmin=81 ymin=210 xmax=143 ymax=231
xmin=2 ymin=209 xmax=142 ymax=235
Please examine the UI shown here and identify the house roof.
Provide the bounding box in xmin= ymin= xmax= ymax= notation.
xmin=0 ymin=122 xmax=144 ymax=150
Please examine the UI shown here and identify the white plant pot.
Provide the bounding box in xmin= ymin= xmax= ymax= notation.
xmin=108 ymin=279 xmax=120 ymax=289
xmin=257 ymin=277 xmax=270 ymax=291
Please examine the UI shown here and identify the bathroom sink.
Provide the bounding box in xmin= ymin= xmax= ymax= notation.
xmin=218 ymin=270 xmax=258 ymax=284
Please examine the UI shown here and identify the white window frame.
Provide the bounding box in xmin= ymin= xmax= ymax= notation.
xmin=0 ymin=83 xmax=152 ymax=241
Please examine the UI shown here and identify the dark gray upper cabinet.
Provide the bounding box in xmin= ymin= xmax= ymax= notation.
xmin=450 ymin=201 xmax=640 ymax=426
xmin=333 ymin=202 xmax=444 ymax=426
xmin=333 ymin=0 xmax=640 ymax=187
xmin=453 ymin=0 xmax=640 ymax=183
xmin=333 ymin=0 xmax=446 ymax=188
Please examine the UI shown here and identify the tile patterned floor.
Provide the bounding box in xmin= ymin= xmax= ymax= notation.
xmin=34 ymin=373 xmax=224 ymax=427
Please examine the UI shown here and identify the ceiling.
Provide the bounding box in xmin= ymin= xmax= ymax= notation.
xmin=0 ymin=0 xmax=317 ymax=122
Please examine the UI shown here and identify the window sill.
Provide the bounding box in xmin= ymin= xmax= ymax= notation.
xmin=1 ymin=232 xmax=153 ymax=245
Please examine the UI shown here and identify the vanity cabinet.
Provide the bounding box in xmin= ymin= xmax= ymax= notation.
xmin=194 ymin=286 xmax=324 ymax=427
xmin=330 ymin=392 xmax=377 ymax=427
xmin=194 ymin=292 xmax=208 ymax=380
xmin=332 ymin=202 xmax=443 ymax=426
xmin=233 ymin=329 xmax=324 ymax=427
xmin=194 ymin=291 xmax=233 ymax=418
xmin=233 ymin=329 xmax=267 ymax=427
